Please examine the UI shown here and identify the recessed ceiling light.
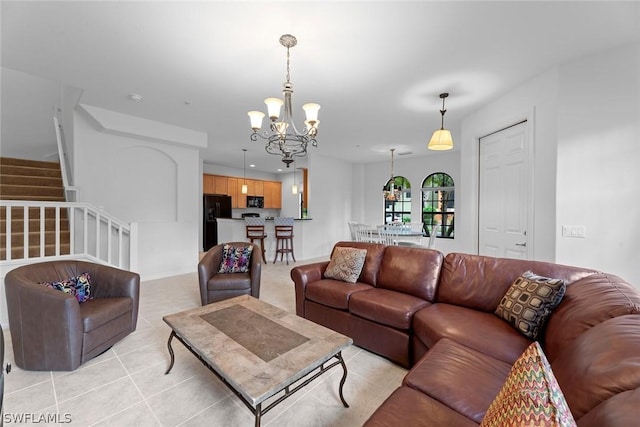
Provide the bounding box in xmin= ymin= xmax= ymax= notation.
xmin=250 ymin=164 xmax=256 ymax=168
xmin=277 ymin=169 xmax=283 ymax=172
xmin=128 ymin=93 xmax=143 ymax=102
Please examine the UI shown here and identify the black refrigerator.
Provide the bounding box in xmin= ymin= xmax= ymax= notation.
xmin=203 ymin=194 xmax=232 ymax=251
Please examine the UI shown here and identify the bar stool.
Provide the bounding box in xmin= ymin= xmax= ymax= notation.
xmin=273 ymin=217 xmax=295 ymax=264
xmin=245 ymin=217 xmax=267 ymax=263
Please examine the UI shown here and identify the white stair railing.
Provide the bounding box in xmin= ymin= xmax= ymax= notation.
xmin=1 ymin=200 xmax=137 ymax=271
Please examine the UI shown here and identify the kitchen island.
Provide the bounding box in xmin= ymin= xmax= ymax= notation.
xmin=216 ymin=218 xmax=314 ymax=262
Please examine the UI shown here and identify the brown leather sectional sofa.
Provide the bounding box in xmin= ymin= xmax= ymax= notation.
xmin=291 ymin=241 xmax=640 ymax=426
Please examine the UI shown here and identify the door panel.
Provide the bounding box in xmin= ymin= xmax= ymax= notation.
xmin=479 ymin=121 xmax=530 ymax=259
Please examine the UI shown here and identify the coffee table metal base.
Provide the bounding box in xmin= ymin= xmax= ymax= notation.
xmin=164 ymin=331 xmax=349 ymax=427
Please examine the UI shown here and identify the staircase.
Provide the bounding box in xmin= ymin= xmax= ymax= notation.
xmin=0 ymin=157 xmax=71 ymax=260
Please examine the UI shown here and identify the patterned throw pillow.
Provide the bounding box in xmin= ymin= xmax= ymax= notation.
xmin=495 ymin=271 xmax=566 ymax=339
xmin=218 ymin=244 xmax=254 ymax=273
xmin=41 ymin=272 xmax=93 ymax=303
xmin=324 ymin=246 xmax=367 ymax=283
xmin=480 ymin=341 xmax=576 ymax=427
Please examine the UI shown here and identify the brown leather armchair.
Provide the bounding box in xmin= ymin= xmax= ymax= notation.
xmin=198 ymin=242 xmax=261 ymax=305
xmin=4 ymin=260 xmax=140 ymax=371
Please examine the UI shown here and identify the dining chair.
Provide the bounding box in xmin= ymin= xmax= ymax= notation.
xmin=377 ymin=225 xmax=399 ymax=246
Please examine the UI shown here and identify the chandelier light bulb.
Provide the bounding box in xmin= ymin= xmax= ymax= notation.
xmin=247 ymin=111 xmax=265 ymax=132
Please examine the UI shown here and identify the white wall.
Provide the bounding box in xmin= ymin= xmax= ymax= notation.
xmin=555 ymin=41 xmax=640 ymax=285
xmin=74 ymin=106 xmax=202 ymax=280
xmin=460 ymin=41 xmax=639 ymax=287
xmin=460 ymin=68 xmax=559 ymax=261
xmin=303 ymin=152 xmax=354 ymax=257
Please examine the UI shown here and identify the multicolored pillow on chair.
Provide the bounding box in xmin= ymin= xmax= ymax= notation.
xmin=218 ymin=244 xmax=253 ymax=273
xmin=40 ymin=272 xmax=93 ymax=303
xmin=480 ymin=341 xmax=576 ymax=427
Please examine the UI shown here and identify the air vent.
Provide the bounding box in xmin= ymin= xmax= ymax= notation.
xmin=397 ymin=151 xmax=412 ymax=156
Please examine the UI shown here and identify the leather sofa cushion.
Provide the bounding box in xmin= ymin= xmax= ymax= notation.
xmin=413 ymin=303 xmax=531 ymax=364
xmin=438 ymin=253 xmax=597 ymax=311
xmin=404 ymin=338 xmax=511 ymax=423
xmin=576 ymin=388 xmax=640 ymax=427
xmin=364 ymin=386 xmax=478 ymax=427
xmin=208 ymin=273 xmax=251 ymax=291
xmin=551 ymin=315 xmax=640 ymax=420
xmin=376 ymin=245 xmax=443 ymax=301
xmin=334 ymin=241 xmax=385 ymax=286
xmin=544 ymin=273 xmax=640 ymax=362
xmin=349 ymin=288 xmax=430 ymax=330
xmin=305 ymin=279 xmax=372 ymax=310
xmin=80 ymin=297 xmax=133 ymax=333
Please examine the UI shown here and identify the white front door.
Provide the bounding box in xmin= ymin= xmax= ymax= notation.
xmin=478 ymin=121 xmax=531 ymax=259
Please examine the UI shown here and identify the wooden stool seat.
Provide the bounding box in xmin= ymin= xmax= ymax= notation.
xmin=245 ymin=218 xmax=267 ymax=263
xmin=273 ymin=217 xmax=295 ymax=264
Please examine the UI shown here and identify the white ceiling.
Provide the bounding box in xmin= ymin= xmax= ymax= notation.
xmin=2 ymin=1 xmax=639 ymax=173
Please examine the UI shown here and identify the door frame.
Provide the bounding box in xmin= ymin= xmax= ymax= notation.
xmin=470 ymin=107 xmax=536 ymax=256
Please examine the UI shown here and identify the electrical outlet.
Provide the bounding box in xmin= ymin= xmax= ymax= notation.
xmin=562 ymin=225 xmax=586 ymax=238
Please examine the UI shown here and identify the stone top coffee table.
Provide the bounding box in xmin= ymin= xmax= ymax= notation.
xmin=162 ymin=295 xmax=353 ymax=426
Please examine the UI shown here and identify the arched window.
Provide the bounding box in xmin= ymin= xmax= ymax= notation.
xmin=383 ymin=176 xmax=411 ymax=224
xmin=422 ymin=173 xmax=454 ymax=238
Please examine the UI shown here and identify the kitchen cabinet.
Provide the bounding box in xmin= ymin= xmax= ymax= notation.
xmin=203 ymin=174 xmax=215 ymax=194
xmin=263 ymin=181 xmax=282 ymax=209
xmin=228 ymin=177 xmax=246 ymax=208
xmin=203 ymin=174 xmax=280 ymax=209
xmin=213 ymin=175 xmax=228 ymax=195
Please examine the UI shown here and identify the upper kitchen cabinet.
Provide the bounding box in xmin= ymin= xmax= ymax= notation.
xmin=263 ymin=181 xmax=282 ymax=209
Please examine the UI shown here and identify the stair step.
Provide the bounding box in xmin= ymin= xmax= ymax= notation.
xmin=1 ymin=184 xmax=65 ymax=198
xmin=1 ymin=174 xmax=63 ymax=187
xmin=0 ymin=194 xmax=66 ymax=202
xmin=0 ymin=164 xmax=62 ymax=178
xmin=0 ymin=157 xmax=61 ymax=169
xmin=0 ymin=244 xmax=72 ymax=260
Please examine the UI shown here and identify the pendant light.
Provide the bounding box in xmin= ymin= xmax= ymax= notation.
xmin=383 ymin=148 xmax=401 ymax=201
xmin=241 ymin=149 xmax=248 ymax=194
xmin=428 ymin=93 xmax=454 ymax=150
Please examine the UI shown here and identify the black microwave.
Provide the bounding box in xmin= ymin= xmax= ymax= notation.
xmin=247 ymin=196 xmax=264 ymax=208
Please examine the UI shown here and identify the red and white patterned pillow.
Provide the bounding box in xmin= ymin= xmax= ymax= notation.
xmin=481 ymin=341 xmax=576 ymax=427
xmin=324 ymin=246 xmax=367 ymax=283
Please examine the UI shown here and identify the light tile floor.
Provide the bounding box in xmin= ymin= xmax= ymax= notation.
xmin=3 ymin=257 xmax=407 ymax=426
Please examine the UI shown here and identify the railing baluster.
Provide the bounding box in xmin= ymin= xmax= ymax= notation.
xmin=118 ymin=226 xmax=124 ymax=268
xmin=95 ymin=212 xmax=101 ymax=260
xmin=107 ymin=218 xmax=112 ymax=265
xmin=6 ymin=207 xmax=12 ymax=261
xmin=83 ymin=207 xmax=89 ymax=257
xmin=55 ymin=205 xmax=61 ymax=256
xmin=40 ymin=205 xmax=45 ymax=258
xmin=69 ymin=206 xmax=75 ymax=255
xmin=23 ymin=205 xmax=28 ymax=259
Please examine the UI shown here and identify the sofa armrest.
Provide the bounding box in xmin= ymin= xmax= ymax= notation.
xmin=198 ymin=244 xmax=224 ymax=305
xmin=291 ymin=261 xmax=330 ymax=317
xmin=4 ymin=278 xmax=84 ymax=370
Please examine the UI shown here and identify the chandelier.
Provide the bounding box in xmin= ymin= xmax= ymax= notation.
xmin=383 ymin=148 xmax=402 ymax=201
xmin=247 ymin=34 xmax=320 ymax=168
xmin=428 ymin=92 xmax=454 ymax=150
